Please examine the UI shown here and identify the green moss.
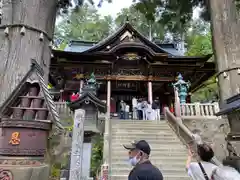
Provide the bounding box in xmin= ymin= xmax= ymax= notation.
xmin=90 ymin=134 xmax=103 ymax=177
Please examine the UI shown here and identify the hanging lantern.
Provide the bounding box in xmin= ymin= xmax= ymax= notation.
xmin=39 ymin=33 xmax=44 ymax=41
xmin=237 ymin=68 xmax=240 ymax=75
xmin=20 ymin=26 xmax=26 ymax=35
xmin=48 ymin=41 xmax=53 ymax=48
xmin=223 ymin=72 xmax=228 ymax=78
xmin=4 ymin=27 xmax=9 ymax=36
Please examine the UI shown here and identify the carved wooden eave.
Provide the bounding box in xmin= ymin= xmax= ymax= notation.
xmin=0 ymin=59 xmax=64 ymax=132
xmin=68 ymin=92 xmax=107 ymax=113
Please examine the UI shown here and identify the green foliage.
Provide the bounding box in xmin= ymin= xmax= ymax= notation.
xmin=55 ymin=4 xmax=113 ymax=42
xmin=186 ymin=32 xmax=212 ymax=56
xmin=56 ymin=40 xmax=68 ymax=50
xmin=50 ymin=163 xmax=61 ymax=179
xmin=134 ymin=0 xmax=205 ymax=35
xmin=90 ymin=134 xmax=104 ymax=177
xmin=115 ymin=5 xmax=164 ymax=40
xmin=183 ymin=20 xmax=217 ymax=102
xmin=191 ymin=77 xmax=219 ymax=102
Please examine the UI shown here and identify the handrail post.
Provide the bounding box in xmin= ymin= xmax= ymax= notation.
xmin=213 ymin=102 xmax=220 ymax=114
xmin=195 ymin=102 xmax=201 ymax=116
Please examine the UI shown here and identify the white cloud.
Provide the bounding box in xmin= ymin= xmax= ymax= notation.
xmin=94 ymin=0 xmax=133 ymax=17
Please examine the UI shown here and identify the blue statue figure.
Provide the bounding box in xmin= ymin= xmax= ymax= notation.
xmin=82 ymin=72 xmax=100 ymax=95
xmin=172 ymin=74 xmax=191 ymax=104
xmin=87 ymin=72 xmax=97 ymax=89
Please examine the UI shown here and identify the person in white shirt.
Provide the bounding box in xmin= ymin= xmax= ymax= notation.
xmin=213 ymin=166 xmax=240 ymax=180
xmin=137 ymin=100 xmax=143 ymax=120
xmin=132 ymin=97 xmax=138 ymax=120
xmin=186 ymin=143 xmax=218 ymax=180
xmin=120 ymin=100 xmax=126 ymax=120
xmin=125 ymin=104 xmax=130 ymax=120
xmin=142 ymin=100 xmax=148 ymax=120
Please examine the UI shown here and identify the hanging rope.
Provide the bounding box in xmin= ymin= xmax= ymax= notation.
xmin=0 ymin=24 xmax=52 ymax=41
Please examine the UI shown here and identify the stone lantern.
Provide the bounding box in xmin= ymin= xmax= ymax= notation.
xmin=68 ymin=72 xmax=106 ymax=133
xmin=172 ymin=73 xmax=191 ymax=104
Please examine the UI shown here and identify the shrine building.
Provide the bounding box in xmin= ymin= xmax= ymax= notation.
xmin=50 ymin=22 xmax=215 ymax=114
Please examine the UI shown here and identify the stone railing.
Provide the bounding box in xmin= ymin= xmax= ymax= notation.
xmin=180 ymin=102 xmax=220 ymax=119
xmin=55 ymin=102 xmax=73 ymax=117
xmin=164 ymin=107 xmax=222 ymax=166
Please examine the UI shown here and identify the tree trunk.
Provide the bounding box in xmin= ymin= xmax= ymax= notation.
xmin=0 ymin=0 xmax=58 ymax=105
xmin=210 ymin=0 xmax=240 ymax=104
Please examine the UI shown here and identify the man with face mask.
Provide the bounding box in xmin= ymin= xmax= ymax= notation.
xmin=123 ymin=140 xmax=163 ymax=180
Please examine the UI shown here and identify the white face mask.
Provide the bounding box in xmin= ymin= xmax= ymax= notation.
xmin=128 ymin=154 xmax=140 ymax=166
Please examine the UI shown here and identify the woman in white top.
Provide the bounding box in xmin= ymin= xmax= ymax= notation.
xmin=146 ymin=101 xmax=155 ymax=120
xmin=186 ymin=144 xmax=218 ymax=180
xmin=213 ymin=166 xmax=240 ymax=180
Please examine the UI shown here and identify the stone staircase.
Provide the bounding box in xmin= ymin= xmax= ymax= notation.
xmin=110 ymin=120 xmax=190 ymax=180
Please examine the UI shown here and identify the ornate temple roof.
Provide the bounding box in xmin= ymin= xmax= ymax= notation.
xmin=0 ymin=59 xmax=64 ymax=132
xmin=54 ymin=22 xmax=211 ymax=63
xmin=64 ymin=39 xmax=182 ymax=56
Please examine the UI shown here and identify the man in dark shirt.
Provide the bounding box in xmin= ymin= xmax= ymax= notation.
xmin=123 ymin=140 xmax=163 ymax=180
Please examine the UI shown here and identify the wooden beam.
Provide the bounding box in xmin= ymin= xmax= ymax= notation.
xmin=100 ymin=75 xmax=173 ymax=82
xmin=66 ymin=75 xmax=173 ymax=82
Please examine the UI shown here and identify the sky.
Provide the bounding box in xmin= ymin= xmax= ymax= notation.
xmin=93 ymin=0 xmax=133 ymax=18
xmin=93 ymin=0 xmax=200 ymax=19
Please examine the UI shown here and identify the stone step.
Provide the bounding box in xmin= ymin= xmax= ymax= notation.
xmin=112 ymin=144 xmax=187 ymax=150
xmin=110 ymin=175 xmax=190 ymax=180
xmin=111 ymin=131 xmax=175 ymax=136
xmin=112 ymin=125 xmax=171 ymax=129
xmin=112 ymin=143 xmax=181 ymax=148
xmin=112 ymin=155 xmax=187 ymax=162
xmin=111 ymin=162 xmax=186 ymax=169
xmin=111 ymin=136 xmax=180 ymax=142
xmin=111 ymin=139 xmax=183 ymax=146
xmin=111 ymin=150 xmax=187 ymax=156
xmin=112 ymin=122 xmax=169 ymax=127
xmin=112 ymin=121 xmax=168 ymax=125
xmin=111 ymin=167 xmax=187 ymax=175
xmin=112 ymin=130 xmax=173 ymax=135
xmin=112 ymin=120 xmax=166 ymax=123
xmin=112 ymin=133 xmax=180 ymax=141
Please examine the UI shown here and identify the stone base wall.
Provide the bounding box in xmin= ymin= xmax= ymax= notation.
xmin=183 ymin=117 xmax=230 ymax=161
xmin=0 ymin=164 xmax=49 ymax=180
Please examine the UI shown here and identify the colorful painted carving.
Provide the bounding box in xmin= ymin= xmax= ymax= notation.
xmin=9 ymin=132 xmax=20 ymax=145
xmin=73 ymin=73 xmax=84 ymax=80
xmin=0 ymin=169 xmax=13 ymax=180
xmin=122 ymin=53 xmax=141 ymax=60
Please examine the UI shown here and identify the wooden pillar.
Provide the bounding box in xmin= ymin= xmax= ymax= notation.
xmin=79 ymin=79 xmax=84 ymax=96
xmin=148 ymin=81 xmax=153 ymax=104
xmin=107 ymin=80 xmax=111 ymax=118
xmin=69 ymin=109 xmax=85 ymax=180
